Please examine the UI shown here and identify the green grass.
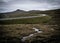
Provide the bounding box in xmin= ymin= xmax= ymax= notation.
xmin=0 ymin=16 xmax=51 ymax=24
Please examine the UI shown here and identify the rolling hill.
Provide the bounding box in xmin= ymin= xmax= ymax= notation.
xmin=0 ymin=9 xmax=60 ymax=18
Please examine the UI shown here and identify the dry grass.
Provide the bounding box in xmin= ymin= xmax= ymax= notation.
xmin=0 ymin=24 xmax=55 ymax=38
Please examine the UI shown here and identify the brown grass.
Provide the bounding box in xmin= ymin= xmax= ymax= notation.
xmin=0 ymin=24 xmax=55 ymax=38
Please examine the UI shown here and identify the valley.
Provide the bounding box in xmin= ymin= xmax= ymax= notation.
xmin=0 ymin=9 xmax=60 ymax=43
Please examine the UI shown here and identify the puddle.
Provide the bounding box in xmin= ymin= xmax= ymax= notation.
xmin=32 ymin=27 xmax=43 ymax=33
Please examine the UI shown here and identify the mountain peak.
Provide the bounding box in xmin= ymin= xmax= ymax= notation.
xmin=16 ymin=9 xmax=21 ymax=11
xmin=15 ymin=9 xmax=25 ymax=12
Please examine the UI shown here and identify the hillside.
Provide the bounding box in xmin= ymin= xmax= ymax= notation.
xmin=42 ymin=9 xmax=60 ymax=15
xmin=0 ymin=9 xmax=60 ymax=18
xmin=0 ymin=9 xmax=42 ymax=18
xmin=0 ymin=9 xmax=26 ymax=18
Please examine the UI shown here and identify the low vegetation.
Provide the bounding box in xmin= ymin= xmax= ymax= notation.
xmin=0 ymin=24 xmax=57 ymax=43
xmin=0 ymin=16 xmax=51 ymax=24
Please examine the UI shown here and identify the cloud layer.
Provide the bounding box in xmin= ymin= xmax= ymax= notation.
xmin=0 ymin=0 xmax=60 ymax=13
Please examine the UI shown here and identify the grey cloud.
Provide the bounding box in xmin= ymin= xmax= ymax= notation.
xmin=0 ymin=0 xmax=5 ymax=4
xmin=32 ymin=0 xmax=60 ymax=5
xmin=0 ymin=0 xmax=60 ymax=13
xmin=7 ymin=0 xmax=27 ymax=4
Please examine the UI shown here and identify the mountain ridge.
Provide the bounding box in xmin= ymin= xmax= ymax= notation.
xmin=0 ymin=9 xmax=60 ymax=18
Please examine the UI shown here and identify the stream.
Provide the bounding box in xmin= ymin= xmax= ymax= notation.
xmin=21 ymin=27 xmax=43 ymax=42
xmin=0 ymin=14 xmax=47 ymax=20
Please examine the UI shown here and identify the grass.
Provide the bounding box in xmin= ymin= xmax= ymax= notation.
xmin=0 ymin=24 xmax=56 ymax=43
xmin=0 ymin=16 xmax=51 ymax=24
xmin=0 ymin=24 xmax=54 ymax=37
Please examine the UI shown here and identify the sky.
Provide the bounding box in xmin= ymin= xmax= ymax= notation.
xmin=0 ymin=0 xmax=60 ymax=13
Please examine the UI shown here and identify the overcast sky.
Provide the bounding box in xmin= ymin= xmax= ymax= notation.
xmin=0 ymin=0 xmax=60 ymax=13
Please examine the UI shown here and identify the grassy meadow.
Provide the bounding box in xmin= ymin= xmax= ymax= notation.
xmin=0 ymin=16 xmax=51 ymax=24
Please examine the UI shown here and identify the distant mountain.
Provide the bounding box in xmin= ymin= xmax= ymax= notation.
xmin=0 ymin=9 xmax=60 ymax=18
xmin=0 ymin=9 xmax=26 ymax=18
xmin=0 ymin=9 xmax=42 ymax=18
xmin=42 ymin=9 xmax=60 ymax=14
xmin=28 ymin=10 xmax=42 ymax=14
